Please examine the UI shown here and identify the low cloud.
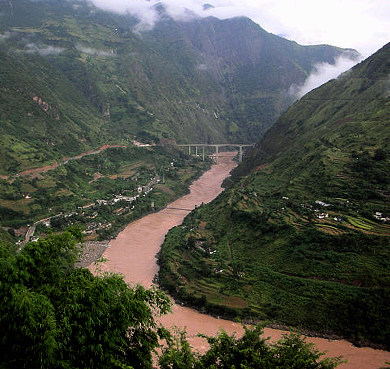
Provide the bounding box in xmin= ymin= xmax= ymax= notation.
xmin=25 ymin=43 xmax=65 ymax=55
xmin=76 ymin=45 xmax=116 ymax=56
xmin=89 ymin=0 xmax=212 ymax=32
xmin=90 ymin=0 xmax=160 ymax=31
xmin=86 ymin=0 xmax=390 ymax=57
xmin=289 ymin=56 xmax=360 ymax=99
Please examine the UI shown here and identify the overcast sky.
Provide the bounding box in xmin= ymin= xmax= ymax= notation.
xmin=90 ymin=0 xmax=390 ymax=57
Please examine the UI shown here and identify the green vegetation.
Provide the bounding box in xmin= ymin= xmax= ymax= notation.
xmin=0 ymin=230 xmax=343 ymax=368
xmin=0 ymin=0 xmax=357 ymax=176
xmin=158 ymin=200 xmax=390 ymax=346
xmin=158 ymin=43 xmax=390 ymax=347
xmin=0 ymin=144 xmax=211 ymax=240
xmin=0 ymin=0 xmax=386 ymax=362
xmin=0 ymin=229 xmax=171 ymax=368
xmin=159 ymin=325 xmax=343 ymax=369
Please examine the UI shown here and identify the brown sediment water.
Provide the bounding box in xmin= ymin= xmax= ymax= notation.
xmin=89 ymin=152 xmax=390 ymax=369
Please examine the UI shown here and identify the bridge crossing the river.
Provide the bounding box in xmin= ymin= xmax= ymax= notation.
xmin=176 ymin=143 xmax=255 ymax=162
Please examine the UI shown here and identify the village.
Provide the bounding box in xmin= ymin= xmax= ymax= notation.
xmin=17 ymin=174 xmax=162 ymax=248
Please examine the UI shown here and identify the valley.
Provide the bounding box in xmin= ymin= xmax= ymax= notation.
xmin=0 ymin=0 xmax=389 ymax=367
xmin=90 ymin=152 xmax=390 ymax=369
xmin=1 ymin=141 xmax=213 ymax=244
xmin=158 ymin=43 xmax=390 ymax=350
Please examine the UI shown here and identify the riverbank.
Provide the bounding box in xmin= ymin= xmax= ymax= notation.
xmin=158 ymin=288 xmax=389 ymax=352
xmin=76 ymin=240 xmax=110 ymax=268
xmin=76 ymin=163 xmax=212 ymax=266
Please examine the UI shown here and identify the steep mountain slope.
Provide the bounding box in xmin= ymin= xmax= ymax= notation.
xmin=158 ymin=43 xmax=390 ymax=347
xmin=0 ymin=48 xmax=105 ymax=172
xmin=233 ymin=43 xmax=390 ymax=207
xmin=146 ymin=14 xmax=358 ymax=141
xmin=0 ymin=0 xmax=358 ymax=174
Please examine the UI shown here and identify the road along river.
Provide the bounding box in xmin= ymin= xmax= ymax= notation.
xmin=89 ymin=152 xmax=390 ymax=369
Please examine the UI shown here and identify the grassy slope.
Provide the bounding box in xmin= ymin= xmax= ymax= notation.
xmin=157 ymin=43 xmax=390 ymax=347
xmin=0 ymin=0 xmax=226 ymax=174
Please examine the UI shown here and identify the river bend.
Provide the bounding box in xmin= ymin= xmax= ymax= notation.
xmin=90 ymin=152 xmax=390 ymax=369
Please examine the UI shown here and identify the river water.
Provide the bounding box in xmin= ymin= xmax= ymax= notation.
xmin=90 ymin=152 xmax=390 ymax=369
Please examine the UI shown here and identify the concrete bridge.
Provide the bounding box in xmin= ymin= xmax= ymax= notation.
xmin=176 ymin=143 xmax=255 ymax=163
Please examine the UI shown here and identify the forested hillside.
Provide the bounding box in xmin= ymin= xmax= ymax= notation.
xmin=158 ymin=42 xmax=390 ymax=347
xmin=0 ymin=0 xmax=358 ymax=174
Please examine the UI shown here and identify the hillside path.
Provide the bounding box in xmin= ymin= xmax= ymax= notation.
xmin=5 ymin=144 xmax=125 ymax=179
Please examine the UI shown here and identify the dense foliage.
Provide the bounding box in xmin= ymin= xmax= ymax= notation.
xmin=0 ymin=229 xmax=170 ymax=368
xmin=159 ymin=325 xmax=343 ymax=369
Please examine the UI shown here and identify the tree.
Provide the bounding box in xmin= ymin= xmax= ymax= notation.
xmin=158 ymin=329 xmax=199 ymax=369
xmin=159 ymin=325 xmax=344 ymax=369
xmin=270 ymin=331 xmax=344 ymax=369
xmin=0 ymin=229 xmax=171 ymax=369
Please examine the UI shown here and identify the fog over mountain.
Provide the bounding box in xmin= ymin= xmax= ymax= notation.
xmin=289 ymin=56 xmax=359 ymax=99
xmin=88 ymin=0 xmax=390 ymax=55
xmin=87 ymin=0 xmax=374 ymax=96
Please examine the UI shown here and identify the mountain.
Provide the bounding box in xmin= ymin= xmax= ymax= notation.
xmin=157 ymin=43 xmax=390 ymax=347
xmin=144 ymin=14 xmax=358 ymax=141
xmin=0 ymin=0 xmax=358 ymax=174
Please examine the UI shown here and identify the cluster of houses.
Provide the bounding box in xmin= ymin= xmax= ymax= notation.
xmin=18 ymin=174 xmax=161 ymax=245
xmin=314 ymin=200 xmax=342 ymax=221
xmin=374 ymin=212 xmax=390 ymax=222
xmin=83 ymin=222 xmax=113 ymax=236
xmin=281 ymin=197 xmax=344 ymax=222
xmin=95 ymin=176 xmax=160 ymax=207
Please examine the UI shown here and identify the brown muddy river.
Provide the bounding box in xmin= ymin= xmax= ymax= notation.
xmin=90 ymin=152 xmax=390 ymax=368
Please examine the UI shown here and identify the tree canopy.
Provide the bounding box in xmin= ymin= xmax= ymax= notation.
xmin=0 ymin=229 xmax=170 ymax=369
xmin=159 ymin=325 xmax=343 ymax=369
